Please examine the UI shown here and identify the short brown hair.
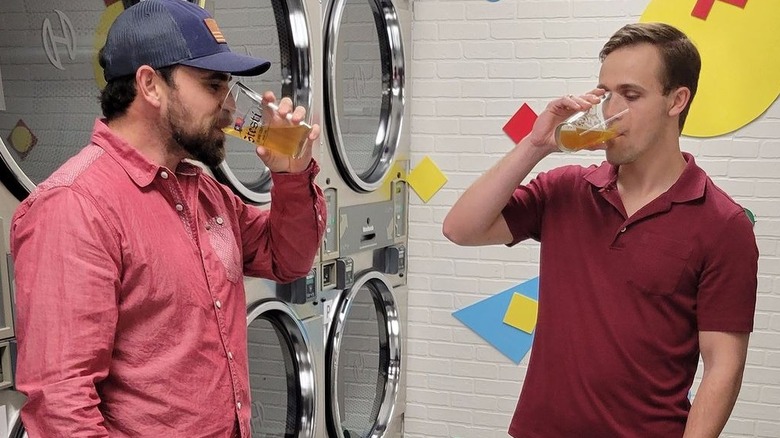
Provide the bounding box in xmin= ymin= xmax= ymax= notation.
xmin=98 ymin=45 xmax=178 ymax=121
xmin=600 ymin=22 xmax=701 ymax=132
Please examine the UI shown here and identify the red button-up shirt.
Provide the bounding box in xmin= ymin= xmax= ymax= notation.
xmin=11 ymin=119 xmax=325 ymax=438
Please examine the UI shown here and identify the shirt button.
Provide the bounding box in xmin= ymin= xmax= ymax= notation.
xmin=160 ymin=171 xmax=169 ymax=179
xmin=215 ymin=300 xmax=222 ymax=309
xmin=175 ymin=203 xmax=184 ymax=212
xmin=620 ymin=227 xmax=627 ymax=233
xmin=317 ymin=214 xmax=323 ymax=222
xmin=228 ymin=351 xmax=234 ymax=360
xmin=237 ymin=401 xmax=242 ymax=410
xmin=216 ymin=216 xmax=224 ymax=225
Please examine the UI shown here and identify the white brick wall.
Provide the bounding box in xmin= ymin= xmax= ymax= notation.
xmin=407 ymin=1 xmax=780 ymax=437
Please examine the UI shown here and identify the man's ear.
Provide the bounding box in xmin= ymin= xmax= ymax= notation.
xmin=668 ymin=86 xmax=691 ymax=118
xmin=135 ymin=65 xmax=164 ymax=109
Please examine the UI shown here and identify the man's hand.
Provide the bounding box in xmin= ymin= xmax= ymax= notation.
xmin=255 ymin=91 xmax=321 ymax=174
xmin=525 ymin=88 xmax=605 ymax=151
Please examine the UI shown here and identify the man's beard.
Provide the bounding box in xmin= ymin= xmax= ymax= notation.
xmin=165 ymin=97 xmax=226 ymax=167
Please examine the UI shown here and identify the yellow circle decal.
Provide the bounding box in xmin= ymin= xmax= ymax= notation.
xmin=10 ymin=123 xmax=35 ymax=155
xmin=641 ymin=0 xmax=780 ymax=137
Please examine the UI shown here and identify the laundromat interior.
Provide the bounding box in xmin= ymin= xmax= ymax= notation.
xmin=1 ymin=0 xmax=779 ymax=437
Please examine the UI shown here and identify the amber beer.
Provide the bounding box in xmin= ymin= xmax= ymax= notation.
xmin=554 ymin=92 xmax=627 ymax=153
xmin=557 ymin=127 xmax=618 ymax=152
xmin=223 ymin=124 xmax=310 ymax=157
xmin=222 ymin=81 xmax=312 ymax=157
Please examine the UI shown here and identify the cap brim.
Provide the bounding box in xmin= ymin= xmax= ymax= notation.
xmin=179 ymin=51 xmax=271 ymax=76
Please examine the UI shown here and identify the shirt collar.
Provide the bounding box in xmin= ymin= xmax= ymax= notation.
xmin=89 ymin=118 xmax=201 ymax=187
xmin=583 ymin=152 xmax=706 ymax=203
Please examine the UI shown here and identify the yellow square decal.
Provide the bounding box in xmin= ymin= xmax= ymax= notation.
xmin=503 ymin=293 xmax=538 ymax=334
xmin=406 ymin=156 xmax=447 ymax=203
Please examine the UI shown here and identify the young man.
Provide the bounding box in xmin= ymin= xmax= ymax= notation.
xmin=443 ymin=23 xmax=758 ymax=437
xmin=10 ymin=0 xmax=325 ymax=436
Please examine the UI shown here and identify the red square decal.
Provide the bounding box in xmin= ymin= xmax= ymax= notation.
xmin=503 ymin=103 xmax=537 ymax=144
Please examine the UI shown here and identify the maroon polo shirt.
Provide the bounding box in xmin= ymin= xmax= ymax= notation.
xmin=502 ymin=153 xmax=758 ymax=438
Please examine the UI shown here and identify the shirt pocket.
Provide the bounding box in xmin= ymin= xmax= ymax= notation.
xmin=205 ymin=216 xmax=242 ymax=283
xmin=627 ymin=232 xmax=691 ymax=296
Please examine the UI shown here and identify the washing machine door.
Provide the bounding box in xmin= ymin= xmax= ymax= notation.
xmin=0 ymin=389 xmax=27 ymax=438
xmin=9 ymin=420 xmax=27 ymax=438
xmin=0 ymin=1 xmax=203 ymax=201
xmin=203 ymin=0 xmax=313 ymax=205
xmin=247 ymin=300 xmax=316 ymax=437
xmin=323 ymin=0 xmax=405 ymax=193
xmin=326 ymin=270 xmax=401 ymax=438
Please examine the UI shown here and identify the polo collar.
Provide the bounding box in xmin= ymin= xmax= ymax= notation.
xmin=583 ymin=152 xmax=706 ymax=204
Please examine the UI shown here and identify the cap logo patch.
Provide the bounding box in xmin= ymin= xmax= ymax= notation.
xmin=204 ymin=18 xmax=226 ymax=44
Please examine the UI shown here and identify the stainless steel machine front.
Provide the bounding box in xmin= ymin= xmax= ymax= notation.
xmin=202 ymin=0 xmax=317 ymax=206
xmin=245 ymin=276 xmax=326 ymax=437
xmin=317 ymin=0 xmax=412 ymax=209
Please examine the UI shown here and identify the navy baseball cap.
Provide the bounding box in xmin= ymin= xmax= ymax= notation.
xmin=101 ymin=0 xmax=271 ymax=81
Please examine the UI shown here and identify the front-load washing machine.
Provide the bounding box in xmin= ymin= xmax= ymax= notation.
xmin=201 ymin=0 xmax=320 ymax=206
xmin=319 ymin=189 xmax=408 ymax=437
xmin=322 ymin=246 xmax=407 ymax=438
xmin=0 ymin=0 xmax=211 ymax=205
xmin=316 ymin=5 xmax=412 ymax=425
xmin=317 ymin=0 xmax=412 ymax=268
xmin=0 ymin=390 xmax=25 ymax=438
xmin=244 ymin=276 xmax=326 ymax=437
xmin=319 ymin=0 xmax=412 ymax=201
xmin=0 ymin=219 xmax=22 ymax=438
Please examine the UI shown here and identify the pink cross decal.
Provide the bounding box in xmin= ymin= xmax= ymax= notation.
xmin=692 ymin=0 xmax=748 ymax=20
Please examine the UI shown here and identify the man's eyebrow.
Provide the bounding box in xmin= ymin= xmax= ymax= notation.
xmin=204 ymin=71 xmax=231 ymax=82
xmin=597 ymin=83 xmax=646 ymax=92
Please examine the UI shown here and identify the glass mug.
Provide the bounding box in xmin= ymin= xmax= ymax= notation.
xmin=554 ymin=92 xmax=628 ymax=153
xmin=221 ymin=81 xmax=312 ymax=158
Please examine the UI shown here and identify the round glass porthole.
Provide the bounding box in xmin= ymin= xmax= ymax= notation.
xmin=205 ymin=0 xmax=312 ymax=205
xmin=0 ymin=1 xmax=192 ymax=199
xmin=326 ymin=271 xmax=401 ymax=438
xmin=247 ymin=300 xmax=317 ymax=437
xmin=323 ymin=0 xmax=405 ymax=193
